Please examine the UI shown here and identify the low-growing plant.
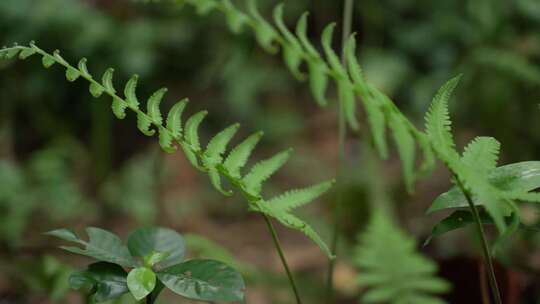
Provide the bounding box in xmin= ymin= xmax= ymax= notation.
xmin=2 ymin=0 xmax=540 ymax=303
xmin=46 ymin=226 xmax=246 ymax=303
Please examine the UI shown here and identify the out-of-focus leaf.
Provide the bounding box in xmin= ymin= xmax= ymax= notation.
xmin=69 ymin=262 xmax=128 ymax=302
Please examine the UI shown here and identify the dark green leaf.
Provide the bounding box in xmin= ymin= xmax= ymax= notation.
xmin=157 ymin=259 xmax=245 ymax=302
xmin=69 ymin=262 xmax=128 ymax=302
xmin=428 ymin=161 xmax=540 ymax=213
xmin=127 ymin=227 xmax=185 ymax=269
xmin=48 ymin=227 xmax=135 ymax=267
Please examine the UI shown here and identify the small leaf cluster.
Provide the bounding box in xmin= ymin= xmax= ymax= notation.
xmin=0 ymin=42 xmax=334 ymax=258
xmin=179 ymin=0 xmax=436 ymax=193
xmin=46 ymin=227 xmax=245 ymax=303
xmin=354 ymin=210 xmax=450 ymax=304
xmin=423 ymin=76 xmax=540 ymax=246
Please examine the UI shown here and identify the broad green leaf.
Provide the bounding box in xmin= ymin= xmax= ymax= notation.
xmin=266 ymin=180 xmax=334 ymax=212
xmin=428 ymin=161 xmax=540 ymax=213
xmin=124 ymin=75 xmax=140 ymax=108
xmin=184 ymin=110 xmax=208 ymax=151
xmin=243 ymin=149 xmax=291 ymax=195
xmin=47 ymin=227 xmax=135 ymax=267
xmin=157 ymin=259 xmax=245 ymax=302
xmin=45 ymin=228 xmax=79 ymax=243
xmin=147 ymin=88 xmax=168 ymax=124
xmin=127 ymin=267 xmax=156 ymax=301
xmin=425 ymin=75 xmax=461 ymax=160
xmin=69 ymin=262 xmax=129 ymax=303
xmin=166 ymin=99 xmax=188 ymax=139
xmin=127 ymin=227 xmax=185 ymax=269
xmin=205 ymin=123 xmax=240 ymax=164
xmin=223 ymin=131 xmax=263 ymax=178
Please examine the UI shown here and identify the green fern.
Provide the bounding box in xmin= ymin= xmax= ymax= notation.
xmin=0 ymin=42 xmax=335 ymax=259
xmin=173 ymin=0 xmax=437 ymax=192
xmin=354 ymin=210 xmax=450 ymax=304
xmin=423 ymin=77 xmax=540 ymax=234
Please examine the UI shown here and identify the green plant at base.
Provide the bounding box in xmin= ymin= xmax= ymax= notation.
xmin=46 ymin=227 xmax=245 ymax=303
xmin=0 ymin=42 xmax=337 ymax=304
xmin=354 ymin=210 xmax=450 ymax=304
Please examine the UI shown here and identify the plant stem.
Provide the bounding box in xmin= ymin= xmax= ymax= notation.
xmin=455 ymin=176 xmax=503 ymax=304
xmin=262 ymin=214 xmax=302 ymax=304
xmin=326 ymin=0 xmax=354 ymax=301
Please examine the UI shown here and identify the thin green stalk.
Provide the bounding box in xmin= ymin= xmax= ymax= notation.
xmin=326 ymin=0 xmax=354 ymax=301
xmin=455 ymin=176 xmax=503 ymax=304
xmin=262 ymin=214 xmax=302 ymax=304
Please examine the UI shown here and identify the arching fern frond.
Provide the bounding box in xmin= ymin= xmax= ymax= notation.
xmin=354 ymin=210 xmax=450 ymax=304
xmin=172 ymin=0 xmax=439 ymax=192
xmin=423 ymin=78 xmax=540 ymax=237
xmin=0 ymin=42 xmax=335 ymax=258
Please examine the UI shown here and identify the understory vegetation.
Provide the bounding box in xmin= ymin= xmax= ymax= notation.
xmin=1 ymin=0 xmax=540 ymax=303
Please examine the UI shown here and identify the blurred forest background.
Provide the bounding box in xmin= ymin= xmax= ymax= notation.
xmin=1 ymin=0 xmax=540 ymax=303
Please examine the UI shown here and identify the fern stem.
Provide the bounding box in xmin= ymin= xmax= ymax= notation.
xmin=262 ymin=214 xmax=302 ymax=304
xmin=326 ymin=0 xmax=354 ymax=300
xmin=455 ymin=176 xmax=503 ymax=304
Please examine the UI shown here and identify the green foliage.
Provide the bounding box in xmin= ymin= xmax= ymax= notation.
xmin=70 ymin=262 xmax=129 ymax=302
xmin=0 ymin=142 xmax=94 ymax=247
xmin=157 ymin=259 xmax=245 ymax=302
xmin=354 ymin=210 xmax=450 ymax=304
xmin=424 ymin=78 xmax=540 ymax=240
xmin=47 ymin=226 xmax=246 ymax=303
xmin=12 ymin=255 xmax=73 ymax=302
xmin=0 ymin=42 xmax=334 ymax=258
xmin=177 ymin=0 xmax=437 ymax=192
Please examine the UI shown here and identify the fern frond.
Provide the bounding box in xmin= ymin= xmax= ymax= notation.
xmin=461 ymin=136 xmax=500 ymax=174
xmin=184 ymin=110 xmax=208 ymax=152
xmin=266 ymin=180 xmax=335 ymax=212
xmin=223 ymin=131 xmax=263 ymax=179
xmin=171 ymin=1 xmax=442 ymax=192
xmin=243 ymin=149 xmax=292 ymax=195
xmin=424 ymin=75 xmax=461 ymax=161
xmin=355 ymin=210 xmax=450 ymax=303
xmin=388 ymin=113 xmax=416 ymax=193
xmin=0 ymin=43 xmax=334 ymax=258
